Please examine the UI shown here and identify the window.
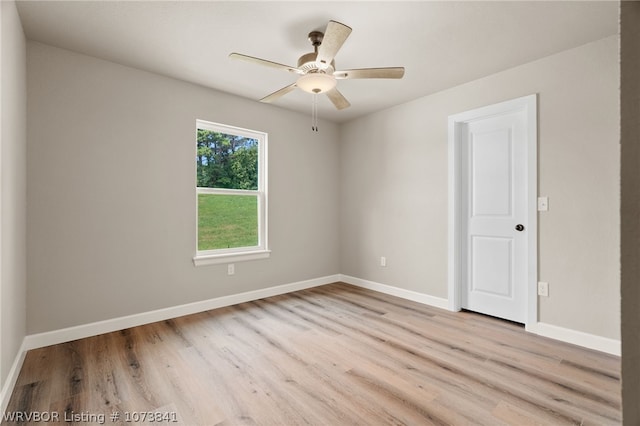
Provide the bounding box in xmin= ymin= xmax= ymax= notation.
xmin=193 ymin=120 xmax=268 ymax=266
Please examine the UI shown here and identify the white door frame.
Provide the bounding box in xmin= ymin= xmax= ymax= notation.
xmin=447 ymin=94 xmax=538 ymax=328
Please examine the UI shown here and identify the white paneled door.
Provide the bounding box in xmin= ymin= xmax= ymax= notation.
xmin=449 ymin=95 xmax=537 ymax=325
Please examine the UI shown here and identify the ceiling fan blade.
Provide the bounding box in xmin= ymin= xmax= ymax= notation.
xmin=316 ymin=21 xmax=352 ymax=66
xmin=229 ymin=53 xmax=302 ymax=74
xmin=260 ymin=83 xmax=298 ymax=103
xmin=334 ymin=67 xmax=405 ymax=79
xmin=326 ymin=88 xmax=351 ymax=110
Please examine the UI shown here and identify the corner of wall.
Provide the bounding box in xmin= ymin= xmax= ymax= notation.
xmin=0 ymin=0 xmax=28 ymax=404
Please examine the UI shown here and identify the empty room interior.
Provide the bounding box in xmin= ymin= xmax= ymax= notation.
xmin=1 ymin=1 xmax=639 ymax=425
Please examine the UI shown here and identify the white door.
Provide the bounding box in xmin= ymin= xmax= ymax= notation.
xmin=448 ymin=95 xmax=537 ymax=325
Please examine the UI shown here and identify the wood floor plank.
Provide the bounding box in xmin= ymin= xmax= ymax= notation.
xmin=2 ymin=283 xmax=621 ymax=425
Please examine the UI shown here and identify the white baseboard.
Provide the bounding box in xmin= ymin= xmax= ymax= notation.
xmin=0 ymin=340 xmax=28 ymax=415
xmin=340 ymin=274 xmax=450 ymax=310
xmin=23 ymin=274 xmax=341 ymax=351
xmin=526 ymin=322 xmax=621 ymax=356
xmin=339 ymin=275 xmax=620 ymax=356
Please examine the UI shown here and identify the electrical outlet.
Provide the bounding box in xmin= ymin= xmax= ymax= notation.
xmin=227 ymin=264 xmax=235 ymax=276
xmin=538 ymin=281 xmax=549 ymax=297
xmin=538 ymin=196 xmax=549 ymax=211
xmin=380 ymin=256 xmax=387 ymax=267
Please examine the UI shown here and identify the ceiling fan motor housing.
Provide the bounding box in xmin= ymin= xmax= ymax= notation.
xmin=296 ymin=48 xmax=337 ymax=94
xmin=297 ymin=52 xmax=335 ymax=74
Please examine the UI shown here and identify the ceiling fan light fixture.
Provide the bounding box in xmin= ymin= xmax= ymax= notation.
xmin=296 ymin=72 xmax=336 ymax=94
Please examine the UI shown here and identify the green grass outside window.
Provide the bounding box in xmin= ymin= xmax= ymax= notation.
xmin=198 ymin=194 xmax=258 ymax=251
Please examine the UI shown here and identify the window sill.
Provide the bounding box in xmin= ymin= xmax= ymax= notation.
xmin=193 ymin=250 xmax=271 ymax=267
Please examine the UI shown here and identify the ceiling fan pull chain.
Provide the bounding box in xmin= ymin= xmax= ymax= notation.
xmin=312 ymin=93 xmax=314 ymax=131
xmin=311 ymin=93 xmax=319 ymax=132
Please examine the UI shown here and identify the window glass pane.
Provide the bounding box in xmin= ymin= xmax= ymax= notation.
xmin=196 ymin=129 xmax=258 ymax=190
xmin=197 ymin=193 xmax=258 ymax=251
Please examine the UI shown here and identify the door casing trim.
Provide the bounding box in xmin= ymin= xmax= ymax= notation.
xmin=447 ymin=94 xmax=538 ymax=328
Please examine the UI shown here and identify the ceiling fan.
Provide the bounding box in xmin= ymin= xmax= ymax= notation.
xmin=229 ymin=20 xmax=405 ymax=111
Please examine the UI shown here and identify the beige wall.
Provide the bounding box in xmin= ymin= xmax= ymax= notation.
xmin=620 ymin=2 xmax=640 ymax=424
xmin=340 ymin=36 xmax=620 ymax=340
xmin=25 ymin=32 xmax=621 ymax=343
xmin=0 ymin=0 xmax=27 ymax=386
xmin=26 ymin=42 xmax=340 ymax=334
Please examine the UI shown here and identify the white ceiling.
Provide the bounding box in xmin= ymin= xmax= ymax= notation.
xmin=16 ymin=1 xmax=618 ymax=123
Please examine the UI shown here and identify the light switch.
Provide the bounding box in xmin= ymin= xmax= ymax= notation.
xmin=538 ymin=282 xmax=549 ymax=297
xmin=538 ymin=196 xmax=549 ymax=211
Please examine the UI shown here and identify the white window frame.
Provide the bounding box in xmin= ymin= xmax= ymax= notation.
xmin=193 ymin=120 xmax=269 ymax=266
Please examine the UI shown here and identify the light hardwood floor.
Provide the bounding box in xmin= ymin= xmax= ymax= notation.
xmin=4 ymin=283 xmax=620 ymax=425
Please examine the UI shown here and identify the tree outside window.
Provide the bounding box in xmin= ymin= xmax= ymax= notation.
xmin=195 ymin=121 xmax=267 ymax=259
